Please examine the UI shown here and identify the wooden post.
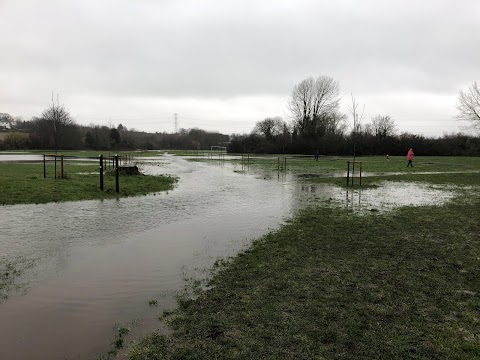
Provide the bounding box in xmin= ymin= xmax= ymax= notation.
xmin=277 ymin=157 xmax=280 ymax=172
xmin=99 ymin=155 xmax=104 ymax=191
xmin=115 ymin=154 xmax=119 ymax=193
xmin=54 ymin=155 xmax=57 ymax=179
xmin=284 ymin=156 xmax=287 ymax=171
xmin=347 ymin=161 xmax=350 ymax=186
xmin=351 ymin=162 xmax=355 ymax=186
xmin=43 ymin=155 xmax=46 ymax=178
xmin=360 ymin=162 xmax=362 ymax=186
xmin=61 ymin=155 xmax=64 ymax=179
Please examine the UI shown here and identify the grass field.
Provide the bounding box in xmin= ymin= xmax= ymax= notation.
xmin=128 ymin=155 xmax=480 ymax=359
xmin=0 ymin=162 xmax=176 ymax=205
xmin=230 ymin=154 xmax=480 ymax=174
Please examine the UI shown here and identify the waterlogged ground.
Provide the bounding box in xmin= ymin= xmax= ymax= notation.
xmin=300 ymin=181 xmax=458 ymax=212
xmin=0 ymin=154 xmax=462 ymax=359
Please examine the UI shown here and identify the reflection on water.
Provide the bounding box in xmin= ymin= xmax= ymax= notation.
xmin=295 ymin=181 xmax=456 ymax=212
xmin=341 ymin=182 xmax=456 ymax=212
xmin=0 ymin=155 xmax=458 ymax=359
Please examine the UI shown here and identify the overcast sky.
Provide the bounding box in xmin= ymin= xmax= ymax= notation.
xmin=1 ymin=0 xmax=479 ymax=136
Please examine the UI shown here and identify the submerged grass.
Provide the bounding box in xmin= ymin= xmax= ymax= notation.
xmin=0 ymin=256 xmax=36 ymax=302
xmin=130 ymin=191 xmax=480 ymax=359
xmin=311 ymin=172 xmax=480 ymax=188
xmin=98 ymin=323 xmax=131 ymax=360
xmin=0 ymin=163 xmax=177 ymax=205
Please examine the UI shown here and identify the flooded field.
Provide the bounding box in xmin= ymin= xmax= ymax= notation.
xmin=0 ymin=153 xmax=43 ymax=162
xmin=0 ymin=154 xmax=460 ymax=359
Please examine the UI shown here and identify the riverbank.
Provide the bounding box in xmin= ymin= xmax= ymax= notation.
xmin=127 ymin=157 xmax=480 ymax=359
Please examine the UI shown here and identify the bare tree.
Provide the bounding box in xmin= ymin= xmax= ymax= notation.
xmin=0 ymin=113 xmax=14 ymax=129
xmin=349 ymin=94 xmax=366 ymax=160
xmin=41 ymin=94 xmax=75 ymax=151
xmin=456 ymin=81 xmax=480 ymax=132
xmin=369 ymin=115 xmax=397 ymax=139
xmin=252 ymin=116 xmax=285 ymax=141
xmin=288 ymin=76 xmax=341 ymax=137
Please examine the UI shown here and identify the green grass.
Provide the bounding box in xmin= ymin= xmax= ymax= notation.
xmin=232 ymin=155 xmax=480 ymax=175
xmin=128 ymin=155 xmax=480 ymax=359
xmin=0 ymin=163 xmax=176 ymax=205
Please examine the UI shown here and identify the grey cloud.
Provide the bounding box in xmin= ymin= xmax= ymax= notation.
xmin=0 ymin=0 xmax=479 ymax=130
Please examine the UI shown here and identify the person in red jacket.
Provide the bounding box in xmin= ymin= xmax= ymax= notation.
xmin=407 ymin=148 xmax=414 ymax=167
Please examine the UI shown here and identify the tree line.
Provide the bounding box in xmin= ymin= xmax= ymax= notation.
xmin=1 ymin=79 xmax=479 ymax=155
xmin=0 ymin=97 xmax=229 ymax=151
xmin=230 ymin=77 xmax=480 ymax=156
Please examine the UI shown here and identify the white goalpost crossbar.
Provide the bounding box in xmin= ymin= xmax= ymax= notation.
xmin=210 ymin=146 xmax=227 ymax=153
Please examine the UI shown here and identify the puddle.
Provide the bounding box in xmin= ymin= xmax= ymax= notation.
xmin=297 ymin=181 xmax=457 ymax=212
xmin=342 ymin=182 xmax=457 ymax=211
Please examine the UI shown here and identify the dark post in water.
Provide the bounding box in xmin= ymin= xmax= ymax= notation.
xmin=115 ymin=154 xmax=119 ymax=193
xmin=347 ymin=161 xmax=350 ymax=186
xmin=99 ymin=155 xmax=104 ymax=191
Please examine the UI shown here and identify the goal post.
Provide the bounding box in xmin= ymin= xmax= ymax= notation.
xmin=210 ymin=146 xmax=227 ymax=153
xmin=209 ymin=146 xmax=227 ymax=160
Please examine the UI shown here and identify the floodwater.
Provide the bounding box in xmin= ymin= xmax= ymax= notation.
xmin=343 ymin=182 xmax=457 ymax=211
xmin=0 ymin=155 xmax=459 ymax=359
xmin=0 ymin=154 xmax=43 ymax=162
xmin=0 ymin=155 xmax=299 ymax=360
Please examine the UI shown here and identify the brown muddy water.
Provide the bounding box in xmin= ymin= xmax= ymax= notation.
xmin=0 ymin=155 xmax=458 ymax=359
